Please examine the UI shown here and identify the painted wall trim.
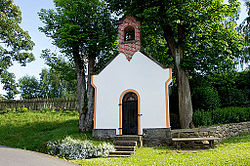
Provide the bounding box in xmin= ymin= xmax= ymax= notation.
xmin=165 ymin=68 xmax=172 ymax=128
xmin=91 ymin=75 xmax=97 ymax=129
xmin=119 ymin=89 xmax=141 ymax=135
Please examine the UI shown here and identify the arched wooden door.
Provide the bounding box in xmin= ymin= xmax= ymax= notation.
xmin=122 ymin=92 xmax=138 ymax=135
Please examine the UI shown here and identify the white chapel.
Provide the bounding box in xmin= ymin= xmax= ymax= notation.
xmin=91 ymin=16 xmax=172 ymax=138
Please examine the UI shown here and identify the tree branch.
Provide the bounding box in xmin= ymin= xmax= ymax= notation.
xmin=162 ymin=24 xmax=177 ymax=59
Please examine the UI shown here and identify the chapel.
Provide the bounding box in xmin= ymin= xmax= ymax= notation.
xmin=91 ymin=16 xmax=172 ymax=140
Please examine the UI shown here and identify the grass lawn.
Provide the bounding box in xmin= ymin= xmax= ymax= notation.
xmin=0 ymin=110 xmax=95 ymax=152
xmin=74 ymin=134 xmax=250 ymax=165
xmin=0 ymin=110 xmax=249 ymax=165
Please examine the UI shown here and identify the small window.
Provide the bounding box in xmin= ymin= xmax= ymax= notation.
xmin=123 ymin=92 xmax=138 ymax=102
xmin=124 ymin=26 xmax=135 ymax=41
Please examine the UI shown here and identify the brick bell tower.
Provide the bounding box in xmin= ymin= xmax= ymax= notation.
xmin=118 ymin=16 xmax=141 ymax=61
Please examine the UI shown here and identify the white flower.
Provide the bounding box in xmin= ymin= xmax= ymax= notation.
xmin=46 ymin=137 xmax=114 ymax=159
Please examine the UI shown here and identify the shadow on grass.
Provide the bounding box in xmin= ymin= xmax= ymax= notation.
xmin=0 ymin=119 xmax=92 ymax=153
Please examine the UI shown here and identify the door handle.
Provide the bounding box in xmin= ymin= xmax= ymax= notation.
xmin=138 ymin=114 xmax=142 ymax=117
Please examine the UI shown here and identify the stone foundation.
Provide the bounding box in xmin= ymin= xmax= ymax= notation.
xmin=92 ymin=128 xmax=172 ymax=146
xmin=92 ymin=129 xmax=116 ymax=140
xmin=143 ymin=128 xmax=172 ymax=146
xmin=92 ymin=122 xmax=249 ymax=147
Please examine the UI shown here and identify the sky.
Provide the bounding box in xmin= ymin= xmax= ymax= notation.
xmin=0 ymin=0 xmax=248 ymax=97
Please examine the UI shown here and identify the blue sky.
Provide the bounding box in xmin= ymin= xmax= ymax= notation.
xmin=0 ymin=0 xmax=248 ymax=96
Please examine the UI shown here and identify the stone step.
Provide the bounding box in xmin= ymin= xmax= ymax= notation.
xmin=114 ymin=140 xmax=137 ymax=146
xmin=109 ymin=151 xmax=134 ymax=155
xmin=115 ymin=135 xmax=142 ymax=140
xmin=115 ymin=146 xmax=135 ymax=151
xmin=115 ymin=135 xmax=142 ymax=147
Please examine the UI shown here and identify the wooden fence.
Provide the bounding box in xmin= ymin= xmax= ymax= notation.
xmin=0 ymin=98 xmax=78 ymax=111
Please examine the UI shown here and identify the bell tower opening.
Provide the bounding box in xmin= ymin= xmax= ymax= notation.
xmin=124 ymin=26 xmax=135 ymax=41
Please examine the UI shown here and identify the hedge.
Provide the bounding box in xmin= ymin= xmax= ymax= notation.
xmin=193 ymin=107 xmax=250 ymax=127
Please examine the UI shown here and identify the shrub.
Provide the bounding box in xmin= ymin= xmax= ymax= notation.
xmin=193 ymin=107 xmax=250 ymax=127
xmin=193 ymin=109 xmax=212 ymax=127
xmin=16 ymin=107 xmax=29 ymax=112
xmin=47 ymin=137 xmax=115 ymax=160
xmin=1 ymin=107 xmax=29 ymax=114
xmin=192 ymin=85 xmax=220 ymax=111
xmin=212 ymin=107 xmax=250 ymax=124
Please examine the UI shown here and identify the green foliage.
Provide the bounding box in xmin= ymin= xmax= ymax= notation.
xmin=190 ymin=70 xmax=250 ymax=112
xmin=40 ymin=49 xmax=77 ymax=98
xmin=108 ymin=0 xmax=245 ymax=74
xmin=38 ymin=1 xmax=118 ymax=127
xmin=41 ymin=49 xmax=77 ymax=96
xmin=1 ymin=107 xmax=32 ymax=114
xmin=192 ymin=85 xmax=220 ymax=111
xmin=193 ymin=107 xmax=250 ymax=127
xmin=207 ymin=70 xmax=250 ymax=107
xmin=193 ymin=110 xmax=213 ymax=127
xmin=219 ymin=88 xmax=248 ymax=106
xmin=140 ymin=23 xmax=173 ymax=67
xmin=1 ymin=72 xmax=18 ymax=99
xmin=18 ymin=50 xmax=78 ymax=99
xmin=212 ymin=107 xmax=250 ymax=124
xmin=190 ymin=75 xmax=220 ymax=111
xmin=108 ymin=0 xmax=245 ymax=128
xmin=238 ymin=0 xmax=249 ymax=61
xmin=0 ymin=94 xmax=5 ymax=100
xmin=18 ymin=76 xmax=41 ymax=99
xmin=38 ymin=0 xmax=117 ymax=62
xmin=0 ymin=0 xmax=34 ymax=98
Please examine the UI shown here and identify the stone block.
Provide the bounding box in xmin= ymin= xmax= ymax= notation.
xmin=143 ymin=128 xmax=171 ymax=146
xmin=92 ymin=129 xmax=116 ymax=140
xmin=143 ymin=128 xmax=171 ymax=139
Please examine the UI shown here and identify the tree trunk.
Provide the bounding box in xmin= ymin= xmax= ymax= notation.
xmin=83 ymin=54 xmax=95 ymax=131
xmin=162 ymin=24 xmax=193 ymax=129
xmin=73 ymin=51 xmax=87 ymax=132
xmin=175 ymin=46 xmax=193 ymax=128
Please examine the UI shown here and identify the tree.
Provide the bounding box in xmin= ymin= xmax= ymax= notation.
xmin=0 ymin=94 xmax=6 ymax=100
xmin=0 ymin=0 xmax=35 ymax=99
xmin=38 ymin=0 xmax=117 ymax=131
xmin=1 ymin=72 xmax=18 ymax=99
xmin=18 ymin=63 xmax=77 ymax=99
xmin=108 ymin=0 xmax=245 ymax=128
xmin=40 ymin=49 xmax=77 ymax=98
xmin=238 ymin=0 xmax=249 ymax=65
xmin=39 ymin=69 xmax=63 ymax=98
xmin=18 ymin=76 xmax=41 ymax=99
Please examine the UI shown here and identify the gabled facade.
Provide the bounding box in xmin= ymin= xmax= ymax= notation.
xmin=92 ymin=16 xmax=172 ymax=140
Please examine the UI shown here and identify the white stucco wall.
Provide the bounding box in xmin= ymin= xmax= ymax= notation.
xmin=92 ymin=52 xmax=172 ymax=135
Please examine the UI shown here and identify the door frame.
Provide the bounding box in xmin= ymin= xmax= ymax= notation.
xmin=119 ymin=89 xmax=141 ymax=135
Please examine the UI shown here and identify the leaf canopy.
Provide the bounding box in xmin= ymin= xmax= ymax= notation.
xmin=108 ymin=0 xmax=245 ymax=74
xmin=38 ymin=0 xmax=117 ymax=59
